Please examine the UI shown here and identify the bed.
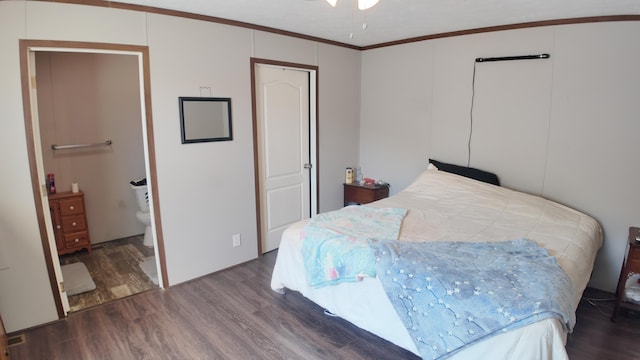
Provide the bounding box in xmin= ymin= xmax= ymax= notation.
xmin=270 ymin=164 xmax=602 ymax=359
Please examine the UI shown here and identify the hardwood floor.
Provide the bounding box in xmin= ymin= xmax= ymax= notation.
xmin=9 ymin=251 xmax=640 ymax=359
xmin=566 ymin=288 xmax=640 ymax=359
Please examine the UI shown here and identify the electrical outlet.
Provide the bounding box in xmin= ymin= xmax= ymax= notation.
xmin=232 ymin=234 xmax=241 ymax=248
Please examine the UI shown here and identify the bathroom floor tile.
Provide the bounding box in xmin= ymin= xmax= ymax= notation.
xmin=59 ymin=235 xmax=157 ymax=313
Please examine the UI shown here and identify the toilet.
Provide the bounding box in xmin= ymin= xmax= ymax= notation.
xmin=131 ymin=183 xmax=153 ymax=248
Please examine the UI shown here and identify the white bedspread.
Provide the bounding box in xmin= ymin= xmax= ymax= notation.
xmin=271 ymin=167 xmax=603 ymax=359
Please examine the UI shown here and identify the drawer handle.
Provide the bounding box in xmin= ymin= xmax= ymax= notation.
xmin=57 ymin=225 xmax=61 ymax=229
xmin=72 ymin=222 xmax=77 ymax=227
xmin=69 ymin=206 xmax=75 ymax=210
xmin=74 ymin=238 xmax=79 ymax=243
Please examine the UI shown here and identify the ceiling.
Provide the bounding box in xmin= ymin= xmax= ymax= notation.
xmin=109 ymin=0 xmax=640 ymax=47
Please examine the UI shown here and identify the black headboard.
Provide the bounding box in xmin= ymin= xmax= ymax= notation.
xmin=429 ymin=159 xmax=500 ymax=186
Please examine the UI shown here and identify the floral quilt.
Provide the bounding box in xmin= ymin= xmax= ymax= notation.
xmin=301 ymin=205 xmax=407 ymax=287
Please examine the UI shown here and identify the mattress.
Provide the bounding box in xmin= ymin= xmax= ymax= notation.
xmin=271 ymin=167 xmax=603 ymax=359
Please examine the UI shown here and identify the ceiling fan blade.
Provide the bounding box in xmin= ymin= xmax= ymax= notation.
xmin=358 ymin=0 xmax=379 ymax=10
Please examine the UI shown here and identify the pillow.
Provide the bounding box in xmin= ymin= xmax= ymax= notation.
xmin=428 ymin=158 xmax=500 ymax=186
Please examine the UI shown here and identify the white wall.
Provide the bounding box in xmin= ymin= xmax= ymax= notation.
xmin=360 ymin=41 xmax=435 ymax=191
xmin=145 ymin=13 xmax=258 ymax=286
xmin=360 ymin=22 xmax=640 ymax=293
xmin=0 ymin=1 xmax=360 ymax=332
xmin=543 ymin=22 xmax=640 ymax=290
xmin=0 ymin=0 xmax=59 ymax=334
xmin=317 ymin=43 xmax=362 ymax=212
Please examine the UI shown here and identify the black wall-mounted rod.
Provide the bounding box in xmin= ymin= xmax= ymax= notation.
xmin=475 ymin=53 xmax=550 ymax=62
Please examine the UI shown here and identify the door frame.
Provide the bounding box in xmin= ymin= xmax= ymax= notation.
xmin=19 ymin=40 xmax=168 ymax=318
xmin=250 ymin=58 xmax=319 ymax=255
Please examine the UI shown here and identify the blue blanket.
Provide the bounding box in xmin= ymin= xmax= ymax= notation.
xmin=301 ymin=206 xmax=407 ymax=287
xmin=370 ymin=239 xmax=575 ymax=359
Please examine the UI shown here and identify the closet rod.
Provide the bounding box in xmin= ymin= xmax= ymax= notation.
xmin=51 ymin=139 xmax=112 ymax=150
xmin=475 ymin=53 xmax=550 ymax=62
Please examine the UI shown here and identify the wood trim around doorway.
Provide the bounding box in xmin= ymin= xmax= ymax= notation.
xmin=250 ymin=57 xmax=319 ymax=255
xmin=18 ymin=39 xmax=168 ymax=319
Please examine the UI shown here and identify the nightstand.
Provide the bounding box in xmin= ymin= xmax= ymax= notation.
xmin=343 ymin=182 xmax=389 ymax=206
xmin=611 ymin=226 xmax=640 ymax=321
xmin=49 ymin=191 xmax=92 ymax=255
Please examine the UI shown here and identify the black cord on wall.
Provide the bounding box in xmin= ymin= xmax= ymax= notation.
xmin=468 ymin=61 xmax=477 ymax=167
xmin=467 ymin=53 xmax=550 ymax=167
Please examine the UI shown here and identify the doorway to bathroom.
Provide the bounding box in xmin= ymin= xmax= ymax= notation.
xmin=20 ymin=40 xmax=167 ymax=317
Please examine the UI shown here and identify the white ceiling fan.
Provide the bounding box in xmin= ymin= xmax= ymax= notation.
xmin=326 ymin=0 xmax=380 ymax=10
xmin=324 ymin=0 xmax=380 ymax=38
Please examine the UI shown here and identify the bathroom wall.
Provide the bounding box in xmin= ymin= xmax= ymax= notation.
xmin=36 ymin=52 xmax=146 ymax=244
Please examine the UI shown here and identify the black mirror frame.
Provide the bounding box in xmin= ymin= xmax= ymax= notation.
xmin=179 ymin=97 xmax=233 ymax=144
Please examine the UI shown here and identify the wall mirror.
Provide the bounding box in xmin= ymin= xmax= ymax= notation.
xmin=179 ymin=97 xmax=233 ymax=143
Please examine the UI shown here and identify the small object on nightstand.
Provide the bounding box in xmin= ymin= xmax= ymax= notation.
xmin=611 ymin=226 xmax=640 ymax=321
xmin=344 ymin=182 xmax=389 ymax=206
xmin=345 ymin=167 xmax=354 ymax=184
xmin=47 ymin=173 xmax=56 ymax=194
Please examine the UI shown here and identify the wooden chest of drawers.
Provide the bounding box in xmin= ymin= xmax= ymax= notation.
xmin=343 ymin=182 xmax=389 ymax=206
xmin=611 ymin=226 xmax=640 ymax=320
xmin=0 ymin=312 xmax=7 ymax=360
xmin=49 ymin=191 xmax=91 ymax=255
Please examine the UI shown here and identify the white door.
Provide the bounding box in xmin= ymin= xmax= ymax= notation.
xmin=256 ymin=65 xmax=311 ymax=253
xmin=26 ymin=50 xmax=71 ymax=314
